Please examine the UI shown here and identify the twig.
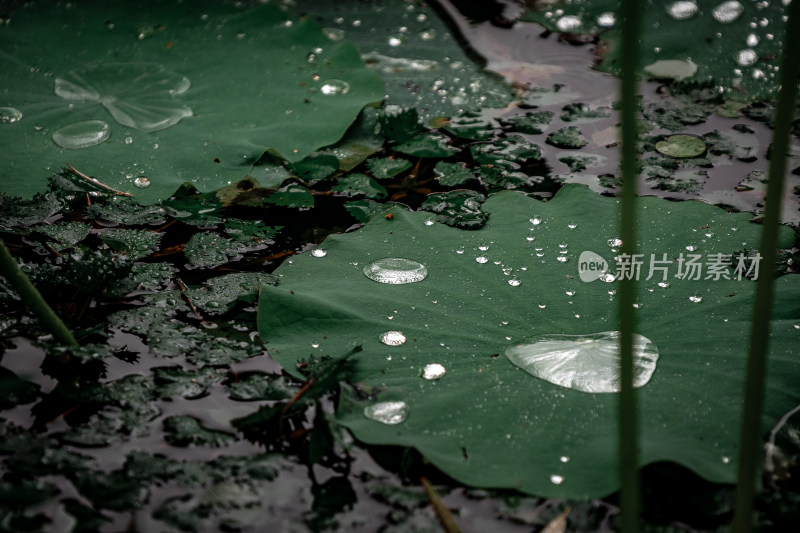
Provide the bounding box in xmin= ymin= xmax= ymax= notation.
xmin=175 ymin=278 xmax=203 ymax=319
xmin=66 ymin=162 xmax=133 ymax=197
xmin=420 ymin=476 xmax=463 ymax=533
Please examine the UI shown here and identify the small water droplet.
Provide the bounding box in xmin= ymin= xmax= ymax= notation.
xmin=560 ymin=456 xmax=570 ymax=463
xmin=419 ymin=28 xmax=436 ymax=40
xmin=526 ymin=236 xmax=535 ymax=242
xmin=567 ymin=222 xmax=577 ymax=229
xmin=508 ymin=279 xmax=521 ymax=287
xmin=364 ymin=258 xmax=428 ymax=284
xmin=550 ymin=474 xmax=564 ymax=485
xmin=538 ymin=304 xmax=546 ymax=309
xmin=667 ymin=1 xmax=698 ymax=20
xmin=0 ymin=106 xmax=23 ymax=123
xmin=323 ymin=27 xmax=346 ymax=41
xmin=608 ymin=238 xmax=623 ymax=248
xmin=133 ymin=176 xmax=150 ymax=188
xmin=597 ymin=12 xmax=616 ymax=27
xmin=476 ymin=256 xmax=488 ymax=264
xmin=424 ymin=219 xmax=435 ymax=226
xmin=421 ymin=363 xmax=446 ymax=380
xmin=712 ymin=1 xmax=744 ymax=23
xmin=388 ymin=35 xmax=403 ymax=47
xmin=556 ymin=15 xmax=582 ymax=31
xmin=736 ymin=49 xmax=757 ymax=66
xmin=311 ymin=343 xmax=319 ymax=348
xmin=657 ymin=281 xmax=670 ymax=288
xmin=689 ymin=295 xmax=703 ymax=303
xmin=380 ymin=331 xmax=407 ymax=346
xmin=124 ymin=136 xmax=133 ymax=144
xmin=311 ymin=248 xmax=327 ymax=258
xmin=686 ymin=245 xmax=696 ymax=252
xmin=364 ymin=401 xmax=408 ymax=424
xmin=52 ymin=119 xmax=111 ymax=149
xmin=557 ymin=256 xmax=568 ymax=263
xmin=566 ymin=290 xmax=575 ymax=296
xmin=530 ymin=217 xmax=542 ymax=225
xmin=320 ymin=79 xmax=350 ymax=95
xmin=721 ymin=456 xmax=731 ymax=464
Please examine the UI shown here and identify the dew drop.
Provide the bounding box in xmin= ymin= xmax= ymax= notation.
xmin=550 ymin=474 xmax=564 ymax=485
xmin=667 ymin=1 xmax=698 ymax=20
xmin=597 ymin=12 xmax=616 ymax=27
xmin=608 ymin=238 xmax=623 ymax=248
xmin=567 ymin=222 xmax=577 ymax=229
xmin=320 ymin=79 xmax=350 ymax=95
xmin=424 ymin=219 xmax=435 ymax=226
xmin=530 ymin=217 xmax=542 ymax=225
xmin=721 ymin=456 xmax=731 ymax=464
xmin=526 ymin=236 xmax=535 ymax=242
xmin=52 ymin=120 xmax=111 ymax=149
xmin=124 ymin=136 xmax=133 ymax=144
xmin=557 ymin=256 xmax=568 ymax=263
xmin=689 ymin=295 xmax=703 ymax=303
xmin=508 ymin=279 xmax=521 ymax=287
xmin=419 ymin=29 xmax=436 ymax=40
xmin=657 ymin=281 xmax=670 ymax=288
xmin=556 ymin=15 xmax=582 ymax=31
xmin=0 ymin=106 xmax=23 ymax=123
xmin=388 ymin=35 xmax=403 ymax=47
xmin=364 ymin=401 xmax=408 ymax=424
xmin=712 ymin=1 xmax=744 ymax=23
xmin=380 ymin=331 xmax=407 ymax=346
xmin=311 ymin=248 xmax=327 ymax=258
xmin=323 ymin=27 xmax=346 ymax=41
xmin=747 ymin=33 xmax=759 ymax=47
xmin=505 ymin=331 xmax=659 ymax=393
xmin=364 ymin=258 xmax=428 ymax=284
xmin=311 ymin=343 xmax=319 ymax=349
xmin=133 ymin=176 xmax=150 ymax=188
xmin=538 ymin=304 xmax=546 ymax=309
xmin=686 ymin=245 xmax=696 ymax=252
xmin=560 ymin=456 xmax=570 ymax=463
xmin=736 ymin=49 xmax=758 ymax=66
xmin=421 ymin=363 xmax=446 ymax=380
xmin=476 ymin=256 xmax=488 ymax=264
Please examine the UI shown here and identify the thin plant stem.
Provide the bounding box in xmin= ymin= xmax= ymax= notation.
xmin=618 ymin=0 xmax=643 ymax=531
xmin=0 ymin=239 xmax=78 ymax=347
xmin=732 ymin=2 xmax=800 ymax=531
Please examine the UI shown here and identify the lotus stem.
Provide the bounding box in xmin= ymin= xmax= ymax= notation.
xmin=732 ymin=1 xmax=800 ymax=531
xmin=618 ymin=0 xmax=644 ymax=531
xmin=0 ymin=239 xmax=78 ymax=347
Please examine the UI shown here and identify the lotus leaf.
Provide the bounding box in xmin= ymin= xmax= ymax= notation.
xmin=258 ymin=184 xmax=800 ymax=498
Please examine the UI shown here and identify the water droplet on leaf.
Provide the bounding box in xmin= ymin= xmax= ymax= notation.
xmin=0 ymin=106 xmax=23 ymax=123
xmin=311 ymin=248 xmax=327 ymax=258
xmin=52 ymin=120 xmax=111 ymax=149
xmin=320 ymin=79 xmax=350 ymax=95
xmin=380 ymin=331 xmax=407 ymax=346
xmin=421 ymin=363 xmax=446 ymax=380
xmin=364 ymin=401 xmax=408 ymax=424
xmin=505 ymin=331 xmax=659 ymax=393
xmin=364 ymin=258 xmax=428 ymax=284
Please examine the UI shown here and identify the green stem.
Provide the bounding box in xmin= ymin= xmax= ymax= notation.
xmin=732 ymin=2 xmax=800 ymax=531
xmin=618 ymin=0 xmax=643 ymax=531
xmin=0 ymin=239 xmax=78 ymax=347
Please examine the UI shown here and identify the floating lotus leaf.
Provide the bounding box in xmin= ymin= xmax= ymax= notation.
xmin=0 ymin=0 xmax=383 ymax=203
xmin=258 ymin=184 xmax=800 ymax=498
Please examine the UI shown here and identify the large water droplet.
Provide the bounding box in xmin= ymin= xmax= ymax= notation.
xmin=508 ymin=279 xmax=521 ymax=287
xmin=505 ymin=331 xmax=659 ymax=393
xmin=667 ymin=1 xmax=698 ymax=20
xmin=52 ymin=120 xmax=111 ymax=149
xmin=476 ymin=256 xmax=488 ymax=264
xmin=550 ymin=474 xmax=564 ymax=485
xmin=364 ymin=401 xmax=408 ymax=424
xmin=689 ymin=295 xmax=703 ymax=303
xmin=320 ymin=79 xmax=350 ymax=95
xmin=380 ymin=331 xmax=407 ymax=346
xmin=421 ymin=363 xmax=446 ymax=380
xmin=133 ymin=176 xmax=150 ymax=188
xmin=0 ymin=107 xmax=23 ymax=123
xmin=311 ymin=248 xmax=327 ymax=258
xmin=364 ymin=258 xmax=428 ymax=284
xmin=712 ymin=1 xmax=744 ymax=23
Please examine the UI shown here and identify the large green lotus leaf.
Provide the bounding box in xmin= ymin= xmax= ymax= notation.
xmin=258 ymin=184 xmax=800 ymax=498
xmin=521 ymin=0 xmax=787 ymax=101
xmin=0 ymin=1 xmax=383 ymax=203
